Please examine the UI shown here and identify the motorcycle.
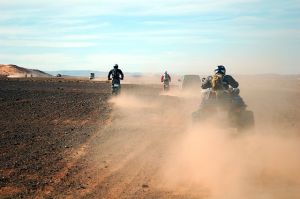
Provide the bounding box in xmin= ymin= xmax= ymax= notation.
xmin=111 ymin=79 xmax=121 ymax=95
xmin=111 ymin=83 xmax=121 ymax=95
xmin=193 ymin=88 xmax=254 ymax=132
xmin=163 ymin=82 xmax=170 ymax=91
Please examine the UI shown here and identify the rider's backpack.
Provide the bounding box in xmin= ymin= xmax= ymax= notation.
xmin=211 ymin=74 xmax=224 ymax=91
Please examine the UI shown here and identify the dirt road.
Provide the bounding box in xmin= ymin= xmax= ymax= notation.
xmin=1 ymin=76 xmax=300 ymax=199
xmin=38 ymin=83 xmax=201 ymax=199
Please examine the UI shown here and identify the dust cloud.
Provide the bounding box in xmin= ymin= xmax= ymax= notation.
xmin=160 ymin=124 xmax=300 ymax=199
xmin=108 ymin=76 xmax=300 ymax=199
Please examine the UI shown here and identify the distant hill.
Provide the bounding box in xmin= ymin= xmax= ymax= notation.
xmin=0 ymin=64 xmax=52 ymax=77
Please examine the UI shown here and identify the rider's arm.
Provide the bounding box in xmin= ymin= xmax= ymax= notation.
xmin=169 ymin=75 xmax=171 ymax=82
xmin=224 ymin=75 xmax=239 ymax=88
xmin=201 ymin=76 xmax=212 ymax=89
xmin=119 ymin=69 xmax=124 ymax=80
xmin=108 ymin=70 xmax=112 ymax=80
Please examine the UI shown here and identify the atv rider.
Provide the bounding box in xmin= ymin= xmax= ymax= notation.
xmin=161 ymin=71 xmax=171 ymax=90
xmin=193 ymin=65 xmax=246 ymax=119
xmin=108 ymin=64 xmax=124 ymax=90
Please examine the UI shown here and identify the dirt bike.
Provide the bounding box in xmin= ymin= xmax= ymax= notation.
xmin=163 ymin=82 xmax=170 ymax=91
xmin=192 ymin=88 xmax=254 ymax=132
xmin=111 ymin=79 xmax=121 ymax=95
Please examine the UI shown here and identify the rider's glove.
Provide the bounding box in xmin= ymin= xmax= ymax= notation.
xmin=232 ymin=88 xmax=240 ymax=95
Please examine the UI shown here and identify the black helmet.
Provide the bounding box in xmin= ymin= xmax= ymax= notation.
xmin=114 ymin=64 xmax=118 ymax=69
xmin=214 ymin=65 xmax=226 ymax=75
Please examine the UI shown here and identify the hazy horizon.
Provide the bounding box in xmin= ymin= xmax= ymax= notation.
xmin=44 ymin=69 xmax=300 ymax=77
xmin=0 ymin=0 xmax=299 ymax=74
xmin=2 ymin=64 xmax=300 ymax=76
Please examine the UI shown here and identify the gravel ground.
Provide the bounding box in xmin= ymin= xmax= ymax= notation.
xmin=0 ymin=78 xmax=111 ymax=198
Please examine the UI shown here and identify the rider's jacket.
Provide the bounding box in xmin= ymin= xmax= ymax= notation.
xmin=108 ymin=69 xmax=124 ymax=84
xmin=201 ymin=75 xmax=239 ymax=90
xmin=161 ymin=74 xmax=171 ymax=83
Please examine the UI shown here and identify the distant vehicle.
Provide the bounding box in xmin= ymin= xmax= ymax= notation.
xmin=56 ymin=74 xmax=62 ymax=77
xmin=90 ymin=73 xmax=95 ymax=80
xmin=179 ymin=75 xmax=201 ymax=90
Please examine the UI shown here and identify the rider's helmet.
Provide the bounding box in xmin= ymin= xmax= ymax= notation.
xmin=214 ymin=65 xmax=226 ymax=75
xmin=164 ymin=71 xmax=168 ymax=74
xmin=114 ymin=64 xmax=118 ymax=69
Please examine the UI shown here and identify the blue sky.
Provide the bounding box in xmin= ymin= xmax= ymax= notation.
xmin=0 ymin=0 xmax=299 ymax=74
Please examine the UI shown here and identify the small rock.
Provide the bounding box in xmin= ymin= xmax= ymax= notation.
xmin=79 ymin=184 xmax=86 ymax=189
xmin=142 ymin=184 xmax=149 ymax=188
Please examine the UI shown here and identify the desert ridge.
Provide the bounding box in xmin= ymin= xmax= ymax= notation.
xmin=0 ymin=64 xmax=52 ymax=78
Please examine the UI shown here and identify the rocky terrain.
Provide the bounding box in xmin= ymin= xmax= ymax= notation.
xmin=0 ymin=78 xmax=111 ymax=198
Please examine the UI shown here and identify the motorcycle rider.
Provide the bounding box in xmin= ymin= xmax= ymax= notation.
xmin=108 ymin=64 xmax=124 ymax=82
xmin=193 ymin=65 xmax=246 ymax=119
xmin=108 ymin=64 xmax=124 ymax=92
xmin=161 ymin=71 xmax=171 ymax=90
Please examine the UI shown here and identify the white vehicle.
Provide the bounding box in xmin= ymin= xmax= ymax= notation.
xmin=179 ymin=75 xmax=202 ymax=90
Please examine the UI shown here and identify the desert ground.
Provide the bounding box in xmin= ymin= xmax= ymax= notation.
xmin=1 ymin=75 xmax=300 ymax=199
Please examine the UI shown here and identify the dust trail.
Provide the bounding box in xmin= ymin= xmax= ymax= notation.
xmin=160 ymin=122 xmax=300 ymax=199
xmin=109 ymin=94 xmax=156 ymax=109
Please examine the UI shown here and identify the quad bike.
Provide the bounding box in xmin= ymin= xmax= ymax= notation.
xmin=192 ymin=88 xmax=254 ymax=132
